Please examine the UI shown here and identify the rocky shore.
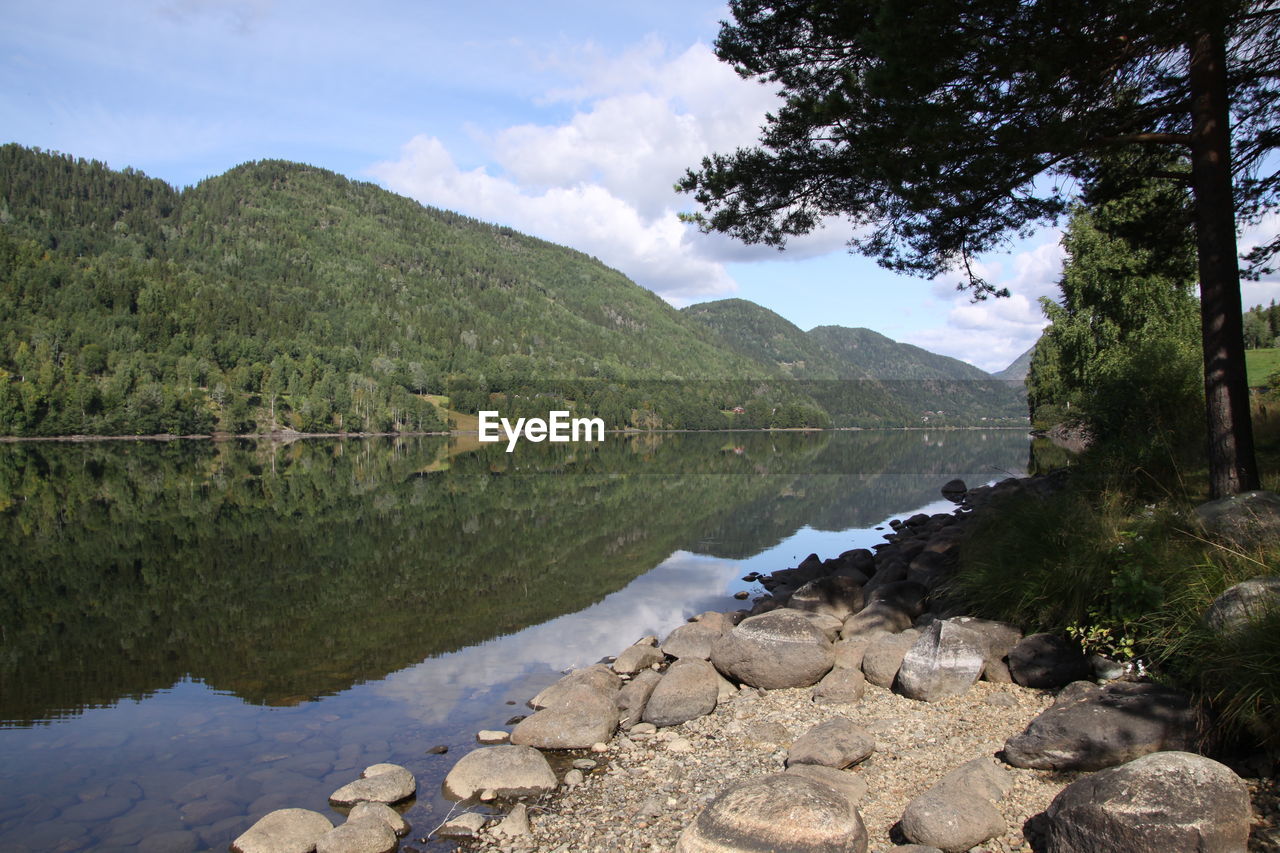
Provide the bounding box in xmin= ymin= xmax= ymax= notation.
xmin=232 ymin=473 xmax=1280 ymax=852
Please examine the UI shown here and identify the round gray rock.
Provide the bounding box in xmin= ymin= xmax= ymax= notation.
xmin=1039 ymin=751 xmax=1251 ymax=852
xmin=315 ymin=817 xmax=397 ymax=853
xmin=1203 ymin=575 xmax=1280 ymax=636
xmin=1007 ymin=633 xmax=1091 ymax=689
xmin=511 ymin=684 xmax=619 ymax=749
xmin=643 ymin=658 xmax=720 ymax=727
xmin=786 ymin=717 xmax=875 ymax=769
xmin=710 ymin=609 xmax=835 ymax=689
xmin=328 ymin=764 xmax=415 ymax=806
xmin=811 ymin=667 xmax=867 ymax=705
xmin=530 ymin=664 xmax=621 ymax=709
xmin=613 ymin=642 xmax=666 ymax=674
xmin=348 ymin=802 xmax=408 ymax=837
xmin=861 ymin=629 xmax=920 ymax=688
xmin=442 ymin=745 xmax=557 ymax=801
xmin=661 ymin=621 xmax=726 ymax=660
xmin=1193 ymin=490 xmax=1280 ymax=547
xmin=901 ymin=788 xmax=1005 ymax=853
xmin=617 ymin=668 xmax=663 ymax=728
xmin=231 ymin=808 xmax=334 ymax=853
xmin=676 ymin=773 xmax=867 ymax=852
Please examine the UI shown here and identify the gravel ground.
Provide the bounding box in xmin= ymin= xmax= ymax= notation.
xmin=445 ymin=677 xmax=1071 ymax=853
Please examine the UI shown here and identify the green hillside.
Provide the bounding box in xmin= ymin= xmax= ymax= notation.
xmin=684 ymin=300 xmax=1026 ymax=425
xmin=992 ymin=344 xmax=1036 ymax=382
xmin=0 ymin=145 xmax=813 ymax=436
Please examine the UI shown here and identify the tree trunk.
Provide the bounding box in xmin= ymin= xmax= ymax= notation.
xmin=1188 ymin=26 xmax=1259 ymax=498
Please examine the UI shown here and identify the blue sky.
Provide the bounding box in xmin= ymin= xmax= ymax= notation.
xmin=4 ymin=1 xmax=1277 ymax=371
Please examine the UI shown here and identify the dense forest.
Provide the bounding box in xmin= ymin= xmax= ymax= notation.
xmin=0 ymin=145 xmax=1023 ymax=436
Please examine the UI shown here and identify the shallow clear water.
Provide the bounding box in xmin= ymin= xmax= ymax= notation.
xmin=0 ymin=430 xmax=1030 ymax=851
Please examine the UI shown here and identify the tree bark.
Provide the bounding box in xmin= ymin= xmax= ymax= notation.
xmin=1188 ymin=25 xmax=1260 ymax=498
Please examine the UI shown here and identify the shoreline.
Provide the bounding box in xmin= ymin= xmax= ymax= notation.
xmin=0 ymin=424 xmax=1033 ymax=444
xmin=419 ymin=472 xmax=1277 ymax=851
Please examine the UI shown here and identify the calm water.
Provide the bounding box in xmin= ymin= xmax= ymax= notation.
xmin=0 ymin=430 xmax=1034 ymax=852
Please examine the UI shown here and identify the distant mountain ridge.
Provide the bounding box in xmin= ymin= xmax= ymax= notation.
xmin=0 ymin=144 xmax=1026 ymax=435
xmin=682 ymin=300 xmax=1027 ymax=423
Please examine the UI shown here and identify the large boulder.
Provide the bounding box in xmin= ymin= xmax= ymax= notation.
xmin=861 ymin=629 xmax=921 ymax=688
xmin=232 ymin=809 xmax=334 ymax=853
xmin=788 ymin=576 xmax=865 ymax=621
xmin=510 ymin=684 xmax=619 ymax=749
xmin=529 ymin=664 xmax=621 ymax=709
xmin=643 ymin=658 xmax=720 ymax=727
xmin=1036 ymin=751 xmax=1251 ymax=852
xmin=661 ymin=621 xmax=727 ymax=660
xmin=328 ymin=764 xmax=416 ymax=806
xmin=442 ymin=745 xmax=557 ymax=801
xmin=1002 ymin=681 xmax=1196 ymax=771
xmin=907 ymin=551 xmax=954 ymax=591
xmin=949 ymin=616 xmax=1022 ymax=682
xmin=1193 ymin=490 xmax=1280 ymax=547
xmin=786 ymin=717 xmax=875 ymax=769
xmin=710 ymin=609 xmax=835 ymax=689
xmin=784 ymin=764 xmax=868 ymax=806
xmin=1007 ymin=633 xmax=1091 ymax=689
xmin=1203 ymin=575 xmax=1280 ymax=636
xmin=675 ymin=773 xmax=867 ymax=853
xmin=842 ymin=600 xmax=914 ymax=638
xmin=896 ymin=619 xmax=989 ymax=702
xmin=616 ymin=668 xmax=663 ymax=728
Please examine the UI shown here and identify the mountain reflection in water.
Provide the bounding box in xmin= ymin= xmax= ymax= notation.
xmin=0 ymin=429 xmax=1035 ymax=851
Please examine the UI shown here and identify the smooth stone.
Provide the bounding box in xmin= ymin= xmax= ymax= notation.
xmin=710 ymin=608 xmax=835 ymax=689
xmin=491 ymin=803 xmax=531 ymax=838
xmin=1203 ymin=575 xmax=1280 ymax=635
xmin=315 ymin=817 xmax=396 ymax=853
xmin=832 ymin=634 xmax=883 ymax=671
xmin=1002 ymin=681 xmax=1196 ymax=771
xmin=643 ymin=658 xmax=720 ymax=727
xmin=1192 ymin=490 xmax=1280 ymax=547
xmin=861 ymin=629 xmax=920 ymax=688
xmin=436 ymin=812 xmax=486 ymax=839
xmin=811 ymin=667 xmax=867 ymax=704
xmin=529 ymin=664 xmax=621 ymax=709
xmin=617 ymin=669 xmax=662 ymax=728
xmin=1038 ymin=751 xmax=1251 ymax=852
xmin=511 ymin=684 xmax=619 ymax=749
xmin=564 ymin=769 xmax=584 ymax=787
xmin=677 ymin=773 xmax=867 ymax=852
xmin=348 ymin=802 xmax=408 ymax=837
xmin=784 ymin=764 xmax=869 ymax=805
xmin=901 ymin=788 xmax=1005 ymax=853
xmin=328 ymin=763 xmax=415 ymax=806
xmin=786 ymin=717 xmax=875 ymax=769
xmin=896 ymin=619 xmax=988 ymax=702
xmin=948 ymin=616 xmax=1022 ymax=682
xmin=613 ymin=642 xmax=666 ymax=674
xmin=842 ymin=600 xmax=914 ymax=638
xmin=787 ymin=576 xmax=865 ymax=621
xmin=476 ymin=730 xmax=509 ymax=745
xmin=442 ymin=745 xmax=557 ymax=801
xmin=661 ymin=621 xmax=726 ymax=660
xmin=231 ymin=808 xmax=334 ymax=853
xmin=1007 ymin=633 xmax=1091 ymax=689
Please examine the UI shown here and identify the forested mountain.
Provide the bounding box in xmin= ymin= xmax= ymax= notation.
xmin=684 ymin=300 xmax=1026 ymax=424
xmin=992 ymin=345 xmax=1036 ymax=382
xmin=0 ymin=144 xmax=1022 ymax=436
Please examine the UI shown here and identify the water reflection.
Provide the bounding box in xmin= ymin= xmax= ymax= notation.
xmin=0 ymin=430 xmax=1031 ymax=851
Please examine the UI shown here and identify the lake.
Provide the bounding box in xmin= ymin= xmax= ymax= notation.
xmin=0 ymin=429 xmax=1035 ymax=851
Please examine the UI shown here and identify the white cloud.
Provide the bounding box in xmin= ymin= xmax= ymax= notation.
xmin=905 ymin=232 xmax=1064 ymax=372
xmin=369 ymin=41 xmax=852 ymax=303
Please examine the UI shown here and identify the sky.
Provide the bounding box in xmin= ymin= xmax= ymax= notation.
xmin=3 ymin=1 xmax=1278 ymax=372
